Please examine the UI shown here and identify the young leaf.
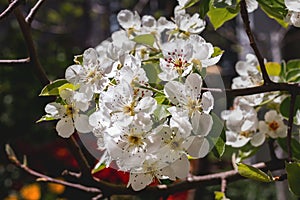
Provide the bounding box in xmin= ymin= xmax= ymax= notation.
xmin=214 ymin=191 xmax=229 ymax=200
xmin=207 ymin=1 xmax=239 ymax=29
xmin=286 ymin=161 xmax=300 ymax=196
xmin=92 ymin=161 xmax=106 ymax=174
xmin=257 ymin=0 xmax=289 ymax=28
xmin=142 ymin=62 xmax=161 ymax=84
xmin=181 ymin=0 xmax=201 ymax=9
xmin=277 ymin=138 xmax=300 ymax=160
xmin=153 ymin=104 xmax=171 ymax=121
xmin=132 ymin=34 xmax=155 ymax=47
xmin=36 ymin=115 xmax=56 ymax=123
xmin=279 ymin=95 xmax=300 ymax=119
xmin=257 ymin=62 xmax=281 ymax=76
xmin=237 ymin=163 xmax=273 ymax=182
xmin=286 ymin=59 xmax=300 ymax=71
xmin=39 ymin=79 xmax=69 ymax=96
xmin=199 ymin=0 xmax=211 ymax=18
xmin=209 ymin=112 xmax=226 ymax=158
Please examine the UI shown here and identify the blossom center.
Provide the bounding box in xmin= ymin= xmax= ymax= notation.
xmin=186 ymin=98 xmax=202 ymax=116
xmin=123 ymin=102 xmax=136 ymax=116
xmin=165 ymin=49 xmax=189 ymax=73
xmin=268 ymin=121 xmax=279 ymax=131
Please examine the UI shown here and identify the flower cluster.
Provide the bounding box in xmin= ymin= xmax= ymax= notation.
xmin=40 ymin=1 xmax=222 ymax=191
xmin=222 ymin=54 xmax=288 ymax=148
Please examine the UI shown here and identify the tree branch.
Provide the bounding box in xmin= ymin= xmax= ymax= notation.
xmin=0 ymin=0 xmax=20 ymax=21
xmin=239 ymin=0 xmax=272 ymax=84
xmin=287 ymin=92 xmax=296 ymax=161
xmin=26 ymin=0 xmax=46 ymax=24
xmin=0 ymin=57 xmax=30 ymax=65
xmin=13 ymin=6 xmax=49 ymax=85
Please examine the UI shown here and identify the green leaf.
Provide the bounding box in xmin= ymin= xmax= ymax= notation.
xmin=214 ymin=191 xmax=228 ymax=200
xmin=142 ymin=62 xmax=161 ymax=84
xmin=286 ymin=69 xmax=300 ymax=82
xmin=212 ymin=46 xmax=224 ymax=58
xmin=153 ymin=104 xmax=171 ymax=121
xmin=92 ymin=161 xmax=106 ymax=174
xmin=209 ymin=112 xmax=226 ymax=158
xmin=236 ymin=147 xmax=259 ymax=163
xmin=257 ymin=0 xmax=289 ymax=28
xmin=36 ymin=115 xmax=56 ymax=123
xmin=279 ymin=95 xmax=300 ymax=119
xmin=199 ymin=0 xmax=211 ymax=18
xmin=154 ymin=93 xmax=166 ymax=104
xmin=277 ymin=138 xmax=300 ymax=160
xmin=39 ymin=79 xmax=69 ymax=96
xmin=286 ymin=59 xmax=300 ymax=71
xmin=286 ymin=161 xmax=300 ymax=196
xmin=237 ymin=163 xmax=273 ymax=182
xmin=132 ymin=34 xmax=155 ymax=47
xmin=257 ymin=62 xmax=281 ymax=76
xmin=207 ymin=1 xmax=239 ymax=29
xmin=181 ymin=0 xmax=201 ymax=9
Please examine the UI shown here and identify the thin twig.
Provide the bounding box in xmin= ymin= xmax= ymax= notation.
xmin=239 ymin=0 xmax=272 ymax=84
xmin=22 ymin=162 xmax=101 ymax=194
xmin=13 ymin=6 xmax=49 ymax=85
xmin=0 ymin=0 xmax=20 ymax=21
xmin=203 ymin=82 xmax=300 ymax=96
xmin=287 ymin=92 xmax=296 ymax=161
xmin=26 ymin=0 xmax=46 ymax=24
xmin=0 ymin=57 xmax=30 ymax=65
xmin=221 ymin=178 xmax=226 ymax=193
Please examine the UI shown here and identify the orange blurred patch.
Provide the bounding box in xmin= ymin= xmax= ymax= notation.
xmin=48 ymin=182 xmax=65 ymax=194
xmin=20 ymin=183 xmax=41 ymax=200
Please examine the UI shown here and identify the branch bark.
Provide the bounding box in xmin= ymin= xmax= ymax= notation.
xmin=239 ymin=0 xmax=272 ymax=84
xmin=0 ymin=0 xmax=20 ymax=21
xmin=13 ymin=6 xmax=49 ymax=85
xmin=0 ymin=57 xmax=30 ymax=65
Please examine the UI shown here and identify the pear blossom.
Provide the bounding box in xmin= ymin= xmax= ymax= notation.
xmin=251 ymin=110 xmax=287 ymax=146
xmin=232 ymin=54 xmax=264 ymax=106
xmin=164 ymin=73 xmax=214 ymax=137
xmin=44 ymin=89 xmax=91 ymax=138
xmin=246 ymin=0 xmax=258 ymax=13
xmin=65 ymin=48 xmax=114 ymax=97
xmin=173 ymin=6 xmax=206 ymax=36
xmin=104 ymin=124 xmax=162 ymax=171
xmin=117 ymin=10 xmax=141 ymax=31
xmin=221 ymin=98 xmax=258 ymax=147
xmin=284 ymin=0 xmax=300 ymax=27
xmin=102 ymin=81 xmax=157 ymax=127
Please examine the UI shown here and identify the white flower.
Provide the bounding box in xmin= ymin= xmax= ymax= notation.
xmin=190 ymin=35 xmax=222 ymax=68
xmin=65 ymin=48 xmax=113 ymax=96
xmin=252 ymin=110 xmax=287 ymax=146
xmin=88 ymin=107 xmax=111 ymax=150
xmin=164 ymin=73 xmax=214 ymax=136
xmin=232 ymin=54 xmax=264 ymax=106
xmin=159 ymin=38 xmax=193 ymax=81
xmin=104 ymin=123 xmax=161 ymax=171
xmin=102 ymin=81 xmax=157 ymax=127
xmin=246 ymin=0 xmax=258 ymax=13
xmin=221 ymin=98 xmax=258 ymax=147
xmin=117 ymin=10 xmax=141 ymax=30
xmin=285 ymin=0 xmax=300 ymax=12
xmin=173 ymin=6 xmax=206 ymax=36
xmin=116 ymin=55 xmax=152 ymax=97
xmin=45 ymin=89 xmax=91 ymax=138
xmin=285 ymin=11 xmax=300 ymax=27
